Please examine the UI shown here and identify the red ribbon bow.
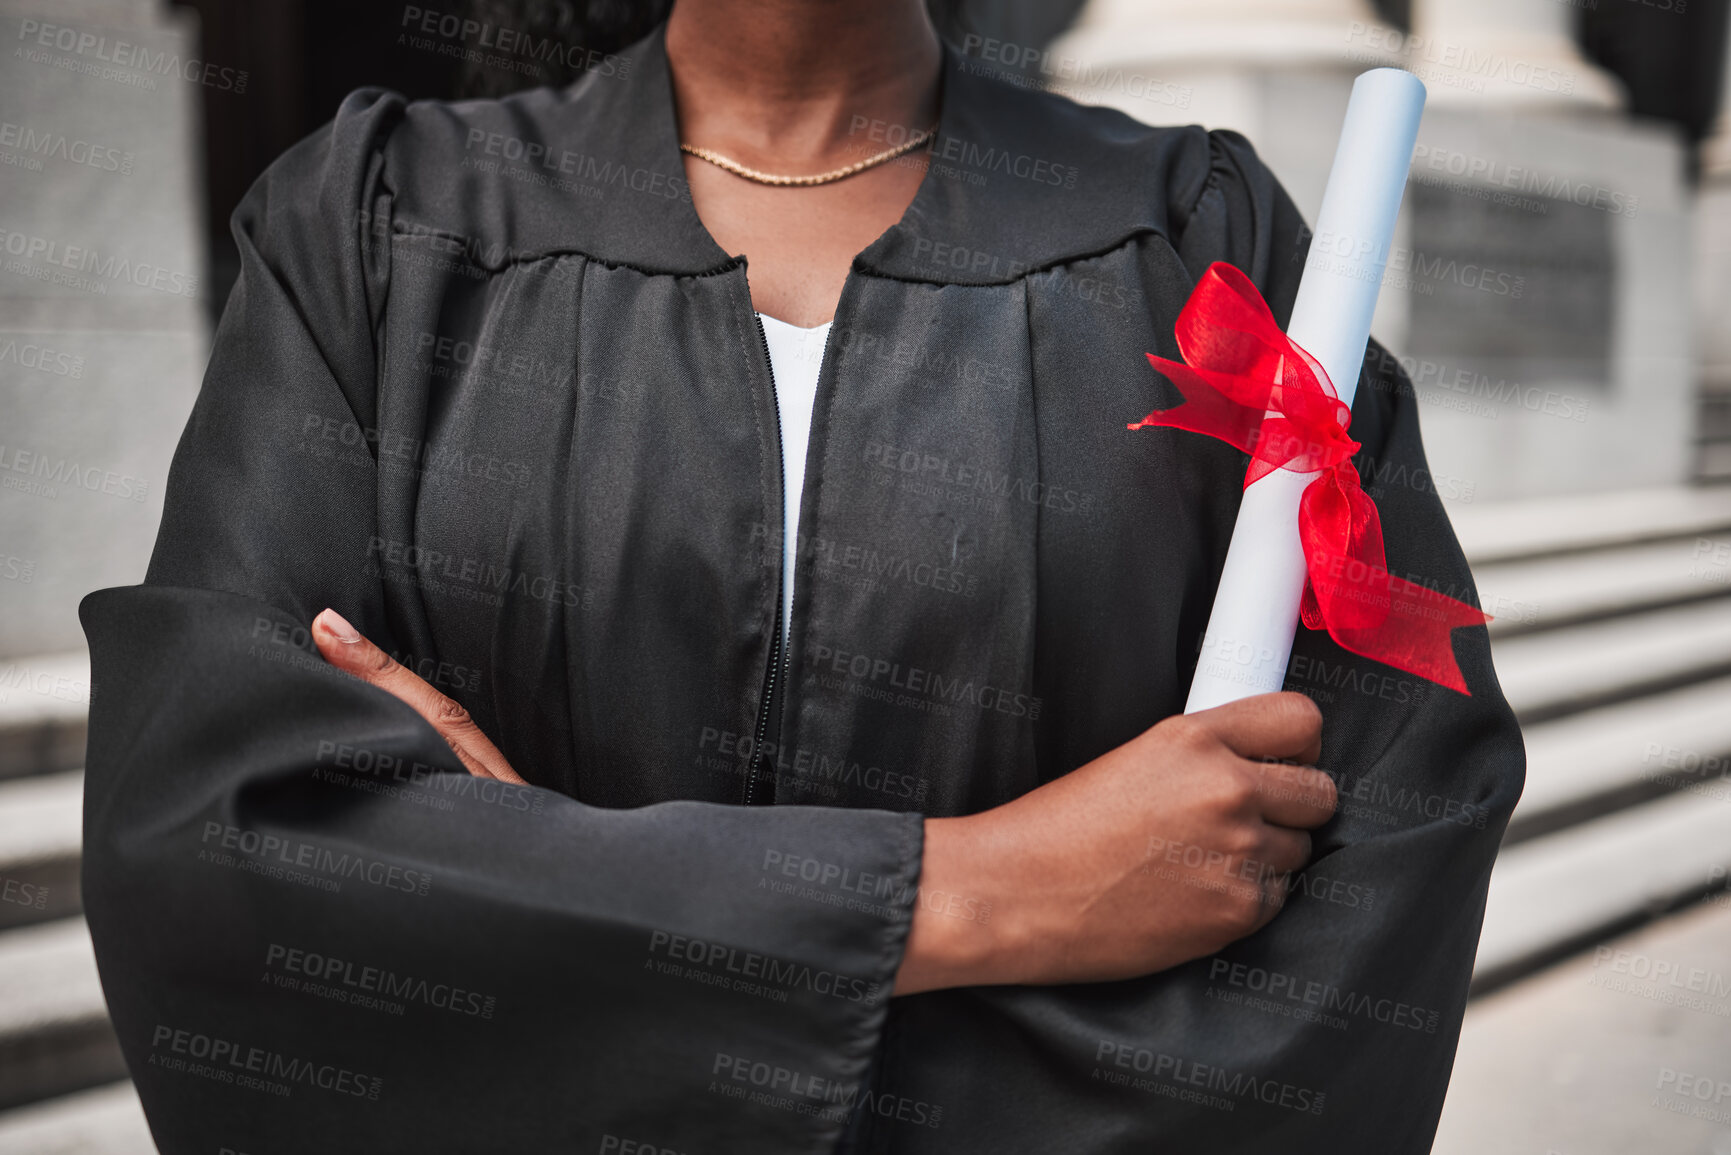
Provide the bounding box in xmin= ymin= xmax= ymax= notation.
xmin=1130 ymin=262 xmax=1488 ymax=695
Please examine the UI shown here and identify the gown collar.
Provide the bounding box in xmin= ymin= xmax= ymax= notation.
xmin=582 ymin=22 xmax=1153 ymax=284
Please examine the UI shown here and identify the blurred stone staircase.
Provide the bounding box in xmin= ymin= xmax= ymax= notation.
xmin=1 ymin=486 xmax=1729 ymax=1150
xmin=1436 ymin=483 xmax=1731 ymax=1152
xmin=1457 ymin=485 xmax=1731 ymax=992
xmin=0 ymin=654 xmax=151 ymax=1152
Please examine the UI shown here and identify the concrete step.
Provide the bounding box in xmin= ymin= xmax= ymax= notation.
xmin=0 ymin=652 xmax=89 ymax=782
xmin=1448 ymin=483 xmax=1731 ymax=565
xmin=1437 ymin=896 xmax=1731 ymax=1155
xmin=1510 ymin=675 xmax=1731 ymax=844
xmin=1473 ymin=535 xmax=1731 ymax=639
xmin=1473 ymin=789 xmax=1731 ymax=993
xmin=0 ymin=771 xmax=83 ymax=930
xmin=0 ymin=919 xmax=123 ymax=1113
xmin=1489 ymin=597 xmax=1731 ymax=724
xmin=0 ymin=1082 xmax=151 ymax=1155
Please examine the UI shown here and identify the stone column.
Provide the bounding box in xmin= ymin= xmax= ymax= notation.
xmin=1705 ymin=21 xmax=1731 ymax=180
xmin=1042 ymin=0 xmax=1410 ymax=365
xmin=1695 ymin=11 xmax=1731 ymax=476
xmin=1388 ymin=0 xmax=1692 ymax=500
xmin=0 ymin=0 xmax=210 ymax=659
xmin=1407 ymin=0 xmax=1623 ymax=111
xmin=1053 ymin=0 xmax=1397 ymax=70
xmin=1044 ymin=0 xmax=1401 ymax=220
xmin=1042 ymin=0 xmax=1690 ymax=501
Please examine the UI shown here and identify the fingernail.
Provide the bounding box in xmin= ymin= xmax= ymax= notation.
xmin=318 ymin=608 xmax=361 ymax=643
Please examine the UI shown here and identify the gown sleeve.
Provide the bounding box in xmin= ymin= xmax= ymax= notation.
xmin=863 ymin=129 xmax=1527 ymax=1154
xmin=79 ymin=90 xmax=922 ymax=1155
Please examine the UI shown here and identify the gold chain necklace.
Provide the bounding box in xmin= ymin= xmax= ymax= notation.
xmin=680 ymin=126 xmax=937 ymax=187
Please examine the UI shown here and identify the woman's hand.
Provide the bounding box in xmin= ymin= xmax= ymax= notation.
xmin=895 ymin=692 xmax=1336 ymax=995
xmin=311 ymin=608 xmax=528 ymax=784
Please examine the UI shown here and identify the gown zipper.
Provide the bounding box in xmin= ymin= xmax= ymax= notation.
xmin=742 ymin=307 xmax=839 ymax=806
xmin=742 ymin=311 xmax=784 ymax=807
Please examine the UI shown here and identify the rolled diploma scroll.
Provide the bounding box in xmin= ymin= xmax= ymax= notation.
xmin=1184 ymin=69 xmax=1427 ymax=713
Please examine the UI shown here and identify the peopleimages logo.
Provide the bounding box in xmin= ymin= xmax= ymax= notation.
xmin=0 ymin=337 xmax=84 ymax=378
xmin=1410 ymin=144 xmax=1639 ymax=218
xmin=0 ymin=226 xmax=198 ymax=297
xmin=364 ymin=536 xmax=592 ymax=610
xmin=264 ymin=942 xmax=498 ymax=1019
xmin=1 ymin=874 xmax=48 ymax=911
xmin=148 ymin=1025 xmax=381 ymax=1100
xmin=809 ymin=642 xmax=1042 ymax=721
xmin=956 ymin=34 xmax=1193 ymax=110
xmin=0 ymin=120 xmax=134 ymax=175
xmin=0 ymin=443 xmax=149 ymax=502
xmin=1346 ymin=23 xmax=1577 ymax=97
xmin=16 ymin=19 xmax=248 ymax=92
xmin=647 ymin=930 xmax=885 ymax=1005
xmin=398 ymin=5 xmax=629 ymax=79
xmin=1206 ymin=958 xmax=1442 ymax=1033
xmin=1093 ymin=1040 xmax=1327 ymax=1115
xmin=462 ymin=129 xmax=685 ymax=200
xmin=199 ymin=822 xmax=433 ymax=897
xmin=928 ymin=131 xmax=1078 ymax=188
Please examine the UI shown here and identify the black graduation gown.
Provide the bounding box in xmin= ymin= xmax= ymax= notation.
xmin=79 ymin=24 xmax=1525 ymax=1155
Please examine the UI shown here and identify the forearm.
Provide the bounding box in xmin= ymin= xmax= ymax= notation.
xmin=892 ymin=698 xmax=1337 ymax=997
xmin=893 ymin=816 xmax=1011 ymax=995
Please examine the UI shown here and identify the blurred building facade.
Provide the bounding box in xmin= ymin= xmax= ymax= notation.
xmin=1044 ymin=0 xmax=1728 ymax=501
xmin=2 ymin=0 xmax=1727 ymax=660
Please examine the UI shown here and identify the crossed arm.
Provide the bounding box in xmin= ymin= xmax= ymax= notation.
xmin=310 ymin=606 xmax=1339 ymax=997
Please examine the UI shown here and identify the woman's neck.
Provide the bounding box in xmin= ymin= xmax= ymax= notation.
xmin=664 ymin=0 xmax=942 ymax=169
